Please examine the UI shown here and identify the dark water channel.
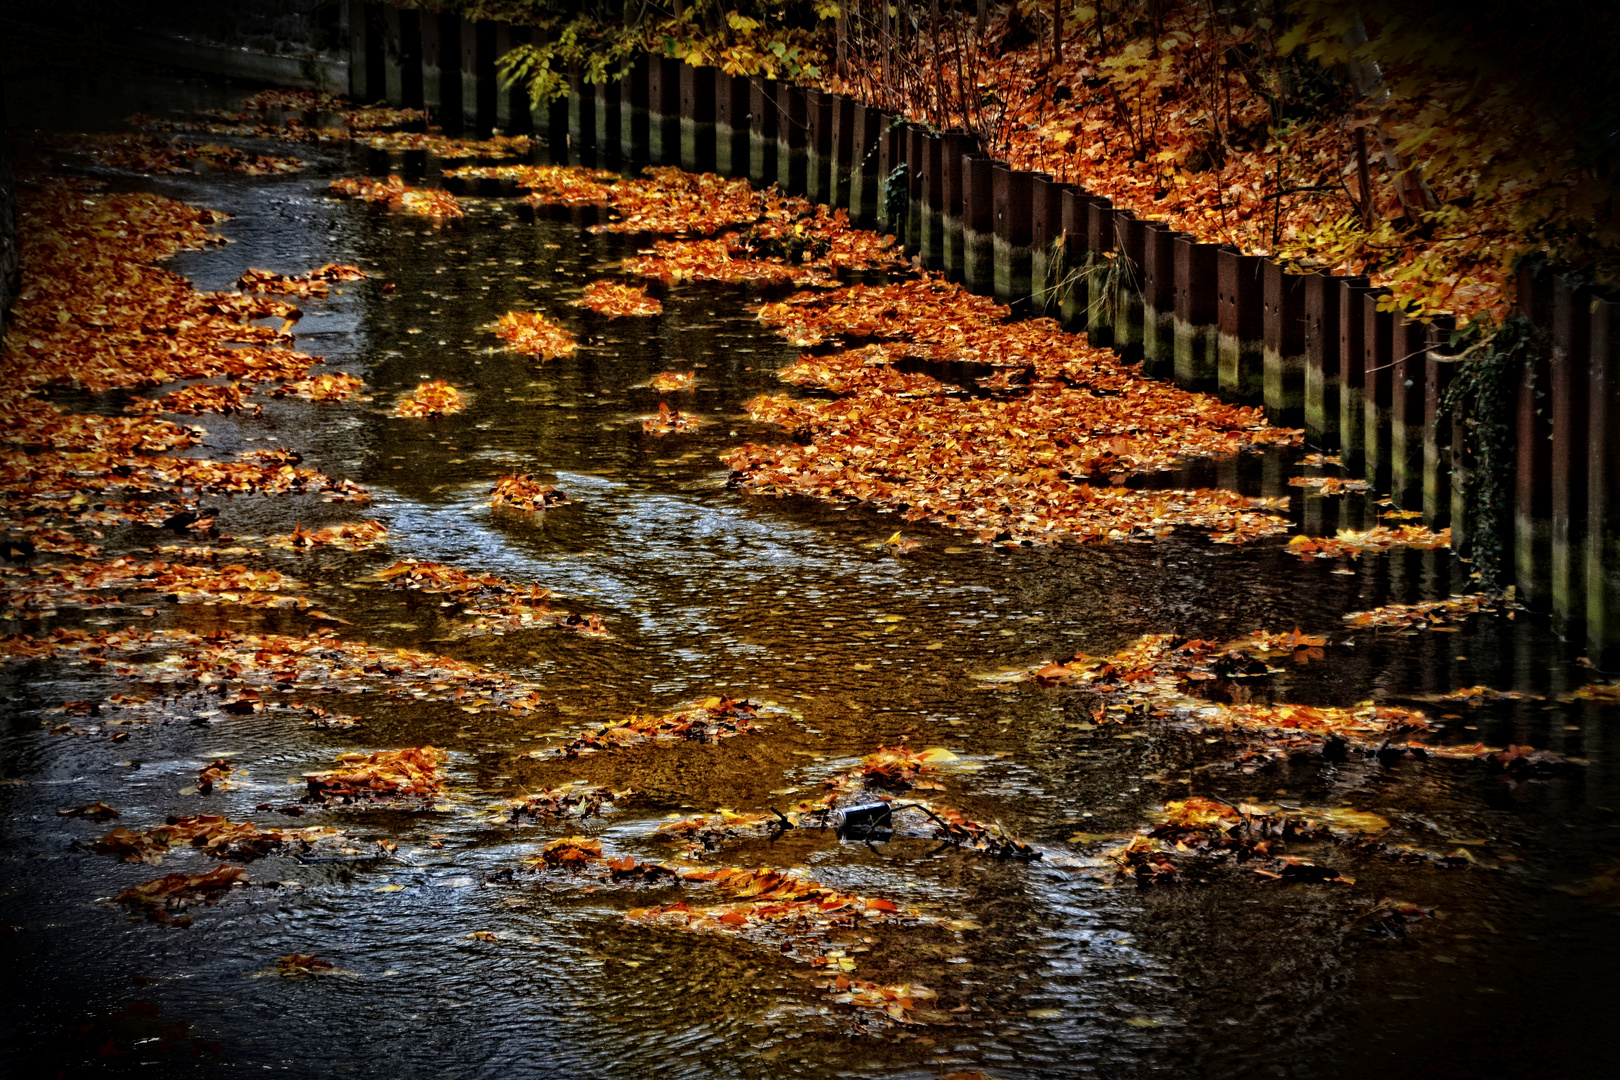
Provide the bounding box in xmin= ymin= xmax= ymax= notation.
xmin=2 ymin=54 xmax=1619 ymax=1080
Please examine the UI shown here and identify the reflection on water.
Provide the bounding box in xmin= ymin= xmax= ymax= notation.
xmin=2 ymin=52 xmax=1618 ymax=1080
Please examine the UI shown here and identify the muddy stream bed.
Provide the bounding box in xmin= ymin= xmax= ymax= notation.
xmin=2 ymin=58 xmax=1618 ymax=1080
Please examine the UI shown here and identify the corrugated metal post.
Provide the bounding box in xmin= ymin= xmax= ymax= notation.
xmin=776 ymin=84 xmax=808 ymax=195
xmin=713 ymin=71 xmax=748 ymax=177
xmin=1141 ymin=223 xmax=1178 ymax=379
xmin=993 ymin=167 xmax=1036 ymax=312
xmin=679 ymin=64 xmax=715 ymax=172
xmin=748 ymin=78 xmax=778 ymax=186
xmin=961 ymin=157 xmax=998 ymax=296
xmin=1513 ymin=269 xmax=1555 ymax=608
xmin=1262 ymin=261 xmax=1308 ymax=426
xmin=1551 ymin=277 xmax=1593 ymax=629
xmin=1112 ymin=214 xmax=1146 ymax=363
xmin=1337 ymin=278 xmax=1374 ymax=474
xmin=383 ymin=7 xmax=422 ymax=109
xmin=1084 ymin=198 xmax=1115 ymax=346
xmin=493 ymin=24 xmax=532 ymax=136
xmin=1361 ymin=294 xmax=1396 ymax=491
xmin=592 ymin=71 xmax=620 ymax=161
xmin=849 ymin=105 xmax=883 ymax=227
xmin=806 ymin=89 xmax=833 ymax=204
xmin=1587 ymin=297 xmax=1620 ymax=663
xmin=1216 ymin=249 xmax=1264 ymax=403
xmin=1030 ymin=178 xmax=1067 ymax=315
xmin=1423 ymin=318 xmax=1455 ymax=529
xmin=461 ymin=17 xmax=494 ymax=136
xmin=904 ymin=126 xmax=925 ymax=254
xmin=1172 ymin=238 xmax=1218 ymax=391
xmin=920 ymin=133 xmax=944 ymax=270
xmin=941 ymin=131 xmax=974 ymax=281
xmin=567 ymin=69 xmax=596 ymax=162
xmin=830 ymin=94 xmax=855 ymax=207
xmin=620 ymin=57 xmax=650 ymax=163
xmin=1389 ymin=314 xmax=1428 ymax=509
xmin=1303 ymin=273 xmax=1355 ymax=447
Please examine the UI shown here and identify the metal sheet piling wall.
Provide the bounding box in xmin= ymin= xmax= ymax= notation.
xmin=353 ymin=5 xmax=1620 ymax=661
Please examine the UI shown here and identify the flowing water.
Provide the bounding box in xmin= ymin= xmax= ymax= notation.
xmin=2 ymin=49 xmax=1618 ymax=1080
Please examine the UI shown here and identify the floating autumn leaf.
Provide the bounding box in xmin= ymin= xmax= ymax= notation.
xmin=392 ymin=380 xmax=466 ymax=418
xmin=127 ymin=383 xmax=259 ymax=416
xmin=534 ymin=835 xmax=603 ymax=869
xmin=93 ymin=815 xmax=347 ymax=865
xmin=551 ymin=696 xmax=764 ymax=757
xmin=58 ymin=801 xmax=121 ymax=822
xmin=655 ymin=809 xmax=779 ymax=854
xmin=370 ymin=558 xmax=601 ymax=637
xmin=305 ymin=745 xmax=446 ymax=803
xmin=196 ymin=758 xmax=233 ymax=794
xmin=443 ymin=162 xmax=618 ymax=205
xmin=574 ymin=280 xmax=662 ymax=317
xmin=264 ymin=520 xmax=389 ymax=551
xmin=856 ymin=746 xmax=959 ymax=791
xmin=275 ymin=372 xmax=368 ymax=401
xmin=1288 ymin=475 xmax=1371 ymax=496
xmin=642 ymin=401 xmax=699 ymax=435
xmin=490 ymin=474 xmax=568 ymax=512
xmin=507 ymin=786 xmax=619 ymax=823
xmin=883 ymin=531 xmax=919 ymax=555
xmin=365 ymin=131 xmax=532 ymax=158
xmin=115 ymin=864 xmax=246 ymax=924
xmin=641 ymin=369 xmax=709 ymax=402
xmin=329 ymin=175 xmax=463 ymax=218
xmin=493 ymin=311 xmax=578 ymax=358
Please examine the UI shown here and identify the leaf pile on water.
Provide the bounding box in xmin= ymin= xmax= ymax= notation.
xmin=727 ymin=281 xmax=1302 ymax=546
xmin=442 ymin=162 xmax=618 ymax=205
xmin=236 ymin=263 xmax=366 ymax=297
xmin=305 ymin=746 xmax=445 ymax=804
xmin=127 ymin=383 xmax=259 ymax=417
xmin=507 ymin=785 xmax=620 ymax=823
xmin=56 ymin=133 xmax=302 ymax=175
xmin=655 ymin=809 xmax=778 ymax=854
xmin=493 ymin=311 xmax=578 ymax=359
xmin=1288 ymin=474 xmax=1371 ymax=496
xmin=391 ymin=380 xmax=466 ymax=418
xmin=264 ymin=520 xmax=388 ymax=551
xmin=364 ymin=131 xmax=532 ymax=158
xmin=852 ymin=746 xmax=958 ymax=791
xmin=551 ymin=696 xmax=764 ymax=757
xmin=1343 ymin=593 xmax=1500 ymax=631
xmin=1286 ymin=525 xmax=1451 ymax=561
xmin=817 ymin=976 xmax=944 ymax=1024
xmin=370 ymin=558 xmax=602 ymax=637
xmin=574 ymin=280 xmax=662 ymax=317
xmin=1 ymin=558 xmax=311 ymax=615
xmin=274 ymin=372 xmax=369 ymax=401
xmin=489 ymin=474 xmax=568 ymax=512
xmin=648 ymin=371 xmax=696 ymax=392
xmin=59 ymin=801 xmax=121 ymax=821
xmin=534 ymin=835 xmax=603 ymax=869
xmin=642 ymin=401 xmax=699 ymax=435
xmin=114 ymin=864 xmax=247 ymax=924
xmin=93 ymin=815 xmax=347 ymax=864
xmin=134 ymin=88 xmax=428 ymax=145
xmin=329 ymin=176 xmax=464 ymax=219
xmin=275 ymin=953 xmax=336 ymax=977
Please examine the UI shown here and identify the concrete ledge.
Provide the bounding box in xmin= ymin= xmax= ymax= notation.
xmin=130 ymin=30 xmax=349 ymax=92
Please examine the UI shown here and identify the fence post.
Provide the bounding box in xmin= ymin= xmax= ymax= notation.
xmin=961 ymin=156 xmax=999 ymax=296
xmin=460 ymin=17 xmax=493 ymax=136
xmin=748 ymin=77 xmax=778 ymax=186
xmin=877 ymin=119 xmax=905 ymax=234
xmin=829 ymin=94 xmax=855 ymax=208
xmin=1303 ymin=272 xmax=1354 ymax=447
xmin=1551 ymin=277 xmax=1594 ymax=630
xmin=1112 ymin=214 xmax=1146 ymax=363
xmin=646 ymin=57 xmax=678 ymax=164
xmin=993 ymin=166 xmax=1035 ymax=312
xmin=383 ymin=7 xmax=422 ymax=109
xmin=849 ymin=105 xmax=882 ymax=227
xmin=1389 ymin=314 xmax=1428 ymax=509
xmin=1172 ymin=238 xmax=1218 ymax=391
xmin=806 ymin=89 xmax=833 ymax=204
xmin=679 ymin=64 xmax=716 ymax=173
xmin=713 ymin=72 xmax=749 ymax=178
xmin=1337 ymin=278 xmax=1374 ymax=474
xmin=593 ymin=71 xmax=619 ymax=161
xmin=1361 ymin=294 xmax=1396 ymax=491
xmin=1141 ymin=223 xmax=1178 ymax=378
xmin=1587 ymin=296 xmax=1620 ymax=663
xmin=904 ymin=126 xmax=925 ymax=254
xmin=619 ymin=57 xmax=649 ymax=163
xmin=776 ymin=84 xmax=808 ymax=195
xmin=1262 ymin=261 xmax=1308 ymax=426
xmin=1515 ymin=268 xmax=1555 ymax=609
xmin=1423 ymin=318 xmax=1455 ymax=529
xmin=1216 ymin=249 xmax=1264 ymax=404
xmin=1030 ymin=178 xmax=1067 ymax=316
xmin=942 ymin=131 xmax=973 ymax=280
xmin=568 ymin=69 xmax=596 ymax=162
xmin=348 ymin=2 xmax=382 ymax=103
xmin=920 ymin=133 xmax=944 ymax=270
xmin=1060 ymin=190 xmax=1089 ymax=333
xmin=1084 ymin=198 xmax=1115 ymax=346
xmin=493 ymin=24 xmax=532 ymax=136
xmin=419 ymin=14 xmax=460 ymax=133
